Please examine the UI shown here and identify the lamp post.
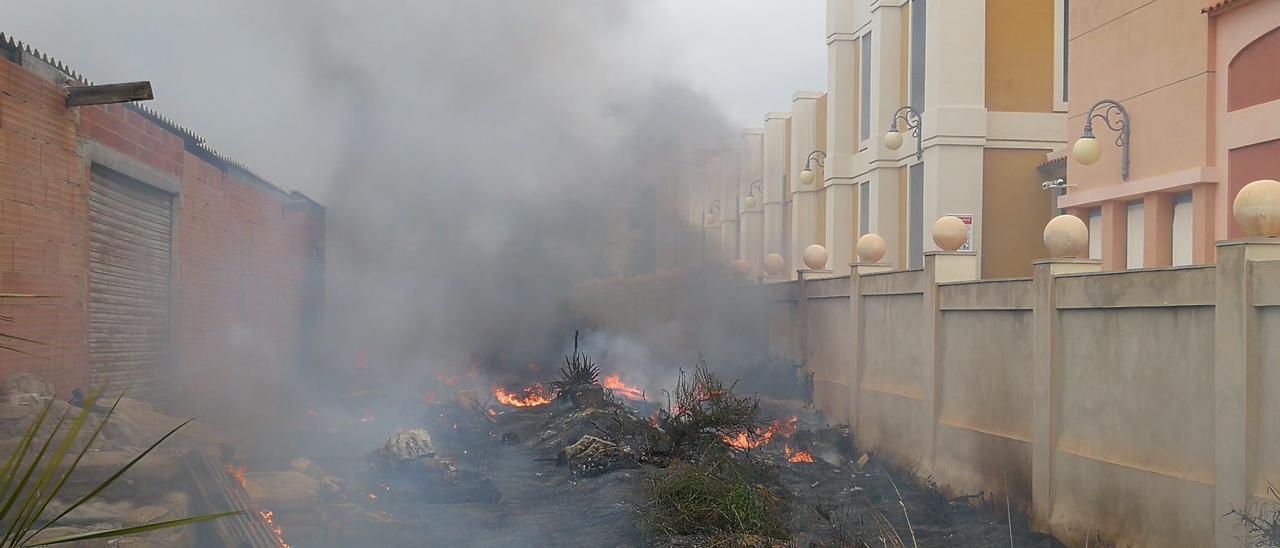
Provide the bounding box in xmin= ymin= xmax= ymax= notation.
xmin=799 ymin=151 xmax=826 ymax=186
xmin=1072 ymin=99 xmax=1131 ymax=180
xmin=885 ymin=106 xmax=923 ymax=161
xmin=743 ymin=180 xmax=764 ymax=210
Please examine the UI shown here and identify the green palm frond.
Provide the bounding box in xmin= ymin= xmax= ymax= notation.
xmin=0 ymin=386 xmax=241 ymax=547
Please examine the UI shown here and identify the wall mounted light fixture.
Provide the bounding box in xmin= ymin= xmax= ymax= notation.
xmin=744 ymin=180 xmax=764 ymax=210
xmin=1072 ymin=99 xmax=1131 ymax=180
xmin=799 ymin=151 xmax=826 ymax=186
xmin=886 ymin=106 xmax=923 ymax=161
xmin=705 ymin=200 xmax=721 ymax=225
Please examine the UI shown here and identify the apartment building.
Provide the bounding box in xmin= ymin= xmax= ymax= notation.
xmin=1060 ymin=0 xmax=1280 ymax=270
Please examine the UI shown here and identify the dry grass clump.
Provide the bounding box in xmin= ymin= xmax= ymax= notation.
xmin=646 ymin=459 xmax=785 ymax=541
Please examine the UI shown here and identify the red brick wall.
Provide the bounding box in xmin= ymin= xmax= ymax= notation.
xmin=0 ymin=56 xmax=90 ymax=395
xmin=0 ymin=53 xmax=323 ymax=404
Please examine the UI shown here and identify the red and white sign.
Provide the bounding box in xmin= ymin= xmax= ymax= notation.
xmin=946 ymin=214 xmax=974 ymax=252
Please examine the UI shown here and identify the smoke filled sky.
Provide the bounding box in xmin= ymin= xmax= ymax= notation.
xmin=0 ymin=1 xmax=826 ymax=195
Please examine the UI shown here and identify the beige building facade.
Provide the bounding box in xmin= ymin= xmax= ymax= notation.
xmin=659 ymin=1 xmax=1071 ymax=280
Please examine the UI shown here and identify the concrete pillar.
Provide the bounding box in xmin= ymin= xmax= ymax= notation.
xmin=848 ymin=260 xmax=894 ymax=429
xmin=1143 ymin=192 xmax=1173 ymax=268
xmin=693 ymin=152 xmax=717 ymax=266
xmin=741 ymin=129 xmax=766 ymax=277
xmin=920 ymin=251 xmax=979 ymax=475
xmin=674 ymin=165 xmax=692 ymax=266
xmin=1030 ymin=257 xmax=1103 ymax=530
xmin=1193 ymin=183 xmax=1217 ymax=264
xmin=1100 ymin=200 xmax=1128 ymax=270
xmin=655 ymin=177 xmax=675 ymax=270
xmin=763 ymin=113 xmax=792 ymax=266
xmin=825 ymin=4 xmax=860 ymax=277
xmin=1213 ymin=240 xmax=1280 ymax=547
xmin=791 ymin=92 xmax=825 ymax=278
xmin=719 ymin=146 xmax=740 ymax=263
xmin=866 ymin=2 xmax=905 ymax=268
xmin=920 ymin=0 xmax=986 ymax=270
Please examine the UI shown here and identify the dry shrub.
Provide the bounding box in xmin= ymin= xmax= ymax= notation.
xmin=661 ymin=362 xmax=762 ymax=458
xmin=1229 ymin=482 xmax=1280 ymax=547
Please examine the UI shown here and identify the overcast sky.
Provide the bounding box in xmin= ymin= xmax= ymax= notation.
xmin=1 ymin=1 xmax=825 ymax=193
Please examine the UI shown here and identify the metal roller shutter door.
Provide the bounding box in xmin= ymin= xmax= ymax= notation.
xmin=88 ymin=171 xmax=173 ymax=402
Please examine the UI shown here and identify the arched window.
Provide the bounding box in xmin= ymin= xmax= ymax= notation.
xmin=1228 ymin=26 xmax=1280 ymax=112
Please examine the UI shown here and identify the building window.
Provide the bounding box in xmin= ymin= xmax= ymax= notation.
xmin=1053 ymin=0 xmax=1069 ymax=109
xmin=1062 ymin=0 xmax=1069 ymax=102
xmin=1228 ymin=27 xmax=1280 ymax=111
xmin=860 ymin=31 xmax=873 ymax=143
xmin=859 ymin=182 xmax=870 ymax=236
xmin=909 ymin=164 xmax=924 ymax=269
xmin=910 ymin=0 xmax=927 ymax=111
xmin=1088 ymin=207 xmax=1102 ymax=260
xmin=1171 ymin=192 xmax=1193 ymax=266
xmin=1126 ymin=201 xmax=1144 ymax=269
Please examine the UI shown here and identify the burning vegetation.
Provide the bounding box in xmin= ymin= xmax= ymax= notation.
xmin=492 ymin=384 xmax=555 ymax=407
xmin=0 ymin=331 xmax=1063 ymax=547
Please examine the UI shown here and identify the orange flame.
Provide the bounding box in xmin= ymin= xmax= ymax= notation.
xmin=785 ymin=444 xmax=815 ymax=463
xmin=723 ymin=429 xmax=773 ymax=450
xmin=224 ymin=464 xmax=247 ymax=488
xmin=602 ymin=374 xmax=646 ymax=401
xmin=260 ymin=509 xmax=291 ymax=548
xmin=493 ymin=384 xmax=554 ymax=407
xmin=721 ymin=416 xmax=799 ymax=451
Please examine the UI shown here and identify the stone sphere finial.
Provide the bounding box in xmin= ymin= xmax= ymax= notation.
xmin=1233 ymin=179 xmax=1280 ymax=237
xmin=802 ymin=244 xmax=828 ymax=271
xmin=856 ymin=233 xmax=886 ymax=263
xmin=730 ymin=259 xmax=751 ymax=278
xmin=1043 ymin=214 xmax=1089 ymax=257
xmin=933 ymin=216 xmax=968 ymax=252
xmin=763 ymin=253 xmax=785 ymax=276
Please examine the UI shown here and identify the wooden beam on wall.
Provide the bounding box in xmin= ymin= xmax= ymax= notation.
xmin=66 ymin=81 xmax=154 ymax=107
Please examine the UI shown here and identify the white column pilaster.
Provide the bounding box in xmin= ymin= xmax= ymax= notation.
xmin=763 ymin=113 xmax=791 ymax=267
xmin=791 ymin=92 xmax=825 ymax=276
xmin=867 ymin=1 xmax=905 ymax=267
xmin=718 ymin=146 xmax=739 ymax=263
xmin=826 ymin=0 xmax=861 ymax=276
xmin=740 ymin=129 xmax=766 ymax=277
xmin=921 ymin=0 xmax=986 ymax=267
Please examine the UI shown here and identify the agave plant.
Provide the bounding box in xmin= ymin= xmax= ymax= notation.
xmin=549 ymin=331 xmax=600 ymax=403
xmin=0 ymin=386 xmax=239 ymax=547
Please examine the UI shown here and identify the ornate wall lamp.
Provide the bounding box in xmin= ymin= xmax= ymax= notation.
xmin=1072 ymin=99 xmax=1131 ymax=180
xmin=799 ymin=151 xmax=826 ymax=186
xmin=743 ymin=180 xmax=764 ymax=210
xmin=704 ymin=200 xmax=721 ymax=225
xmin=885 ymin=106 xmax=923 ymax=161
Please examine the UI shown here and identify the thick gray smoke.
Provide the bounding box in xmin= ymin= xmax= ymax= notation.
xmin=1 ymin=0 xmax=798 ymax=447
xmin=282 ymin=2 xmax=734 ymax=386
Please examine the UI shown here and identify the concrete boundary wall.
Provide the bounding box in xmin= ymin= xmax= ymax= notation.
xmin=572 ymin=239 xmax=1280 ymax=547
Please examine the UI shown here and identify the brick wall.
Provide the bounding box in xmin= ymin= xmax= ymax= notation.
xmin=0 ymin=49 xmax=324 ymax=404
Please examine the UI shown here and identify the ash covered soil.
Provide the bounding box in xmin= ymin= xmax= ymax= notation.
xmin=298 ymin=391 xmax=1065 ymax=548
